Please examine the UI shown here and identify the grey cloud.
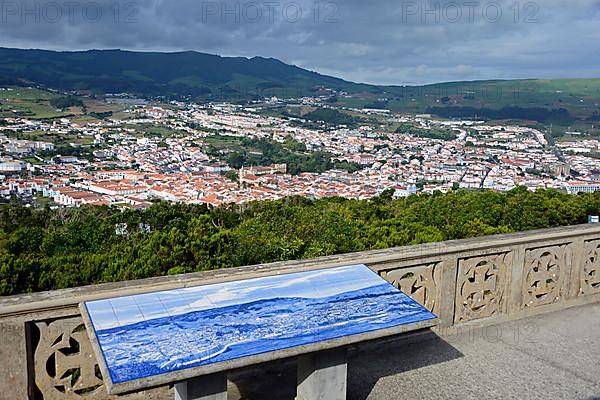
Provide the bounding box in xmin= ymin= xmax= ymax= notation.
xmin=0 ymin=0 xmax=598 ymax=84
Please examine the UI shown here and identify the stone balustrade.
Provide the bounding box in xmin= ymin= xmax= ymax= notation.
xmin=2 ymin=224 xmax=600 ymax=399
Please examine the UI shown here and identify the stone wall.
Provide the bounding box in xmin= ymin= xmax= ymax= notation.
xmin=2 ymin=224 xmax=600 ymax=399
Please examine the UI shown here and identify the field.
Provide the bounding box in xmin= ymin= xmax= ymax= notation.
xmin=337 ymin=79 xmax=600 ymax=114
xmin=118 ymin=123 xmax=187 ymax=138
xmin=2 ymin=129 xmax=96 ymax=147
xmin=330 ymin=78 xmax=600 ymax=137
xmin=202 ymin=135 xmax=244 ymax=149
xmin=0 ymin=87 xmax=134 ymax=123
xmin=4 ymin=78 xmax=600 ymax=140
xmin=0 ymin=87 xmax=82 ymax=119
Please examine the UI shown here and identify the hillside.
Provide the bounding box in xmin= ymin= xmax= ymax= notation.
xmin=335 ymin=78 xmax=600 ymax=125
xmin=0 ymin=47 xmax=374 ymax=100
xmin=1 ymin=48 xmax=600 ymax=128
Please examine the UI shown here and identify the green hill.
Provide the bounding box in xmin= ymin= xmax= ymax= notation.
xmin=333 ymin=78 xmax=600 ymax=120
xmin=1 ymin=48 xmax=600 ymax=129
xmin=0 ymin=47 xmax=374 ymax=100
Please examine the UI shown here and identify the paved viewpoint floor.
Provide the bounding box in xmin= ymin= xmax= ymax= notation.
xmin=229 ymin=303 xmax=600 ymax=400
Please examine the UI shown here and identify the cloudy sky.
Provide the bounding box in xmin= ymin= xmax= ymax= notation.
xmin=1 ymin=0 xmax=599 ymax=84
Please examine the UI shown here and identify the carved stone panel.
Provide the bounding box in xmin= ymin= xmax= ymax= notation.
xmin=522 ymin=245 xmax=568 ymax=308
xmin=582 ymin=240 xmax=600 ymax=295
xmin=34 ymin=317 xmax=112 ymax=400
xmin=455 ymin=252 xmax=512 ymax=323
xmin=379 ymin=263 xmax=439 ymax=313
xmin=32 ymin=316 xmax=172 ymax=400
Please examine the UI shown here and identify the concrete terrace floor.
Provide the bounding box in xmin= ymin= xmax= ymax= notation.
xmin=228 ymin=303 xmax=600 ymax=400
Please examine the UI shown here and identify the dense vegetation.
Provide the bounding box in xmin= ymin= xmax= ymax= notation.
xmin=394 ymin=124 xmax=457 ymax=141
xmin=208 ymin=136 xmax=364 ymax=174
xmin=49 ymin=96 xmax=84 ymax=110
xmin=1 ymin=187 xmax=599 ymax=297
xmin=303 ymin=108 xmax=364 ymax=127
xmin=427 ymin=106 xmax=574 ymax=124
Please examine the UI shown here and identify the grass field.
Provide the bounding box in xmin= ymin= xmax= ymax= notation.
xmin=334 ymin=79 xmax=600 ymax=114
xmin=3 ymin=79 xmax=600 ymax=141
xmin=0 ymin=87 xmax=82 ymax=119
xmin=118 ymin=123 xmax=187 ymax=138
xmin=3 ymin=128 xmax=96 ymax=147
xmin=329 ymin=78 xmax=600 ymax=137
xmin=202 ymin=135 xmax=244 ymax=149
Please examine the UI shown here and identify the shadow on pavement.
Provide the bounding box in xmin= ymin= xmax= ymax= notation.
xmin=228 ymin=330 xmax=463 ymax=400
xmin=348 ymin=332 xmax=464 ymax=400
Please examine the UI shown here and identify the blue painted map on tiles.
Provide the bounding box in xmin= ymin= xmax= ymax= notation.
xmin=83 ymin=264 xmax=436 ymax=384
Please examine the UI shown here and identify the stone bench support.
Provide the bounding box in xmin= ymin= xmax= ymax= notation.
xmin=174 ymin=348 xmax=349 ymax=400
xmin=175 ymin=373 xmax=227 ymax=400
xmin=297 ymin=348 xmax=348 ymax=400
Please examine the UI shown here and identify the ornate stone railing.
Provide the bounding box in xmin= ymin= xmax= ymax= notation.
xmin=2 ymin=224 xmax=600 ymax=399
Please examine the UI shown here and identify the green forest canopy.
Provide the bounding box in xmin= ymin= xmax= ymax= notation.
xmin=1 ymin=187 xmax=599 ymax=296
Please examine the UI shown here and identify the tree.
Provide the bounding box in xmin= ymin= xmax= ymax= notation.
xmin=224 ymin=170 xmax=239 ymax=183
xmin=0 ymin=188 xmax=598 ymax=296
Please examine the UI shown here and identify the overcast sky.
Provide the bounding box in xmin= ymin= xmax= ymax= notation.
xmin=1 ymin=0 xmax=599 ymax=85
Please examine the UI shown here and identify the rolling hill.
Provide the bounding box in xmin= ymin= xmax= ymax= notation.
xmin=1 ymin=47 xmax=600 ymax=128
xmin=0 ymin=47 xmax=375 ymax=100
